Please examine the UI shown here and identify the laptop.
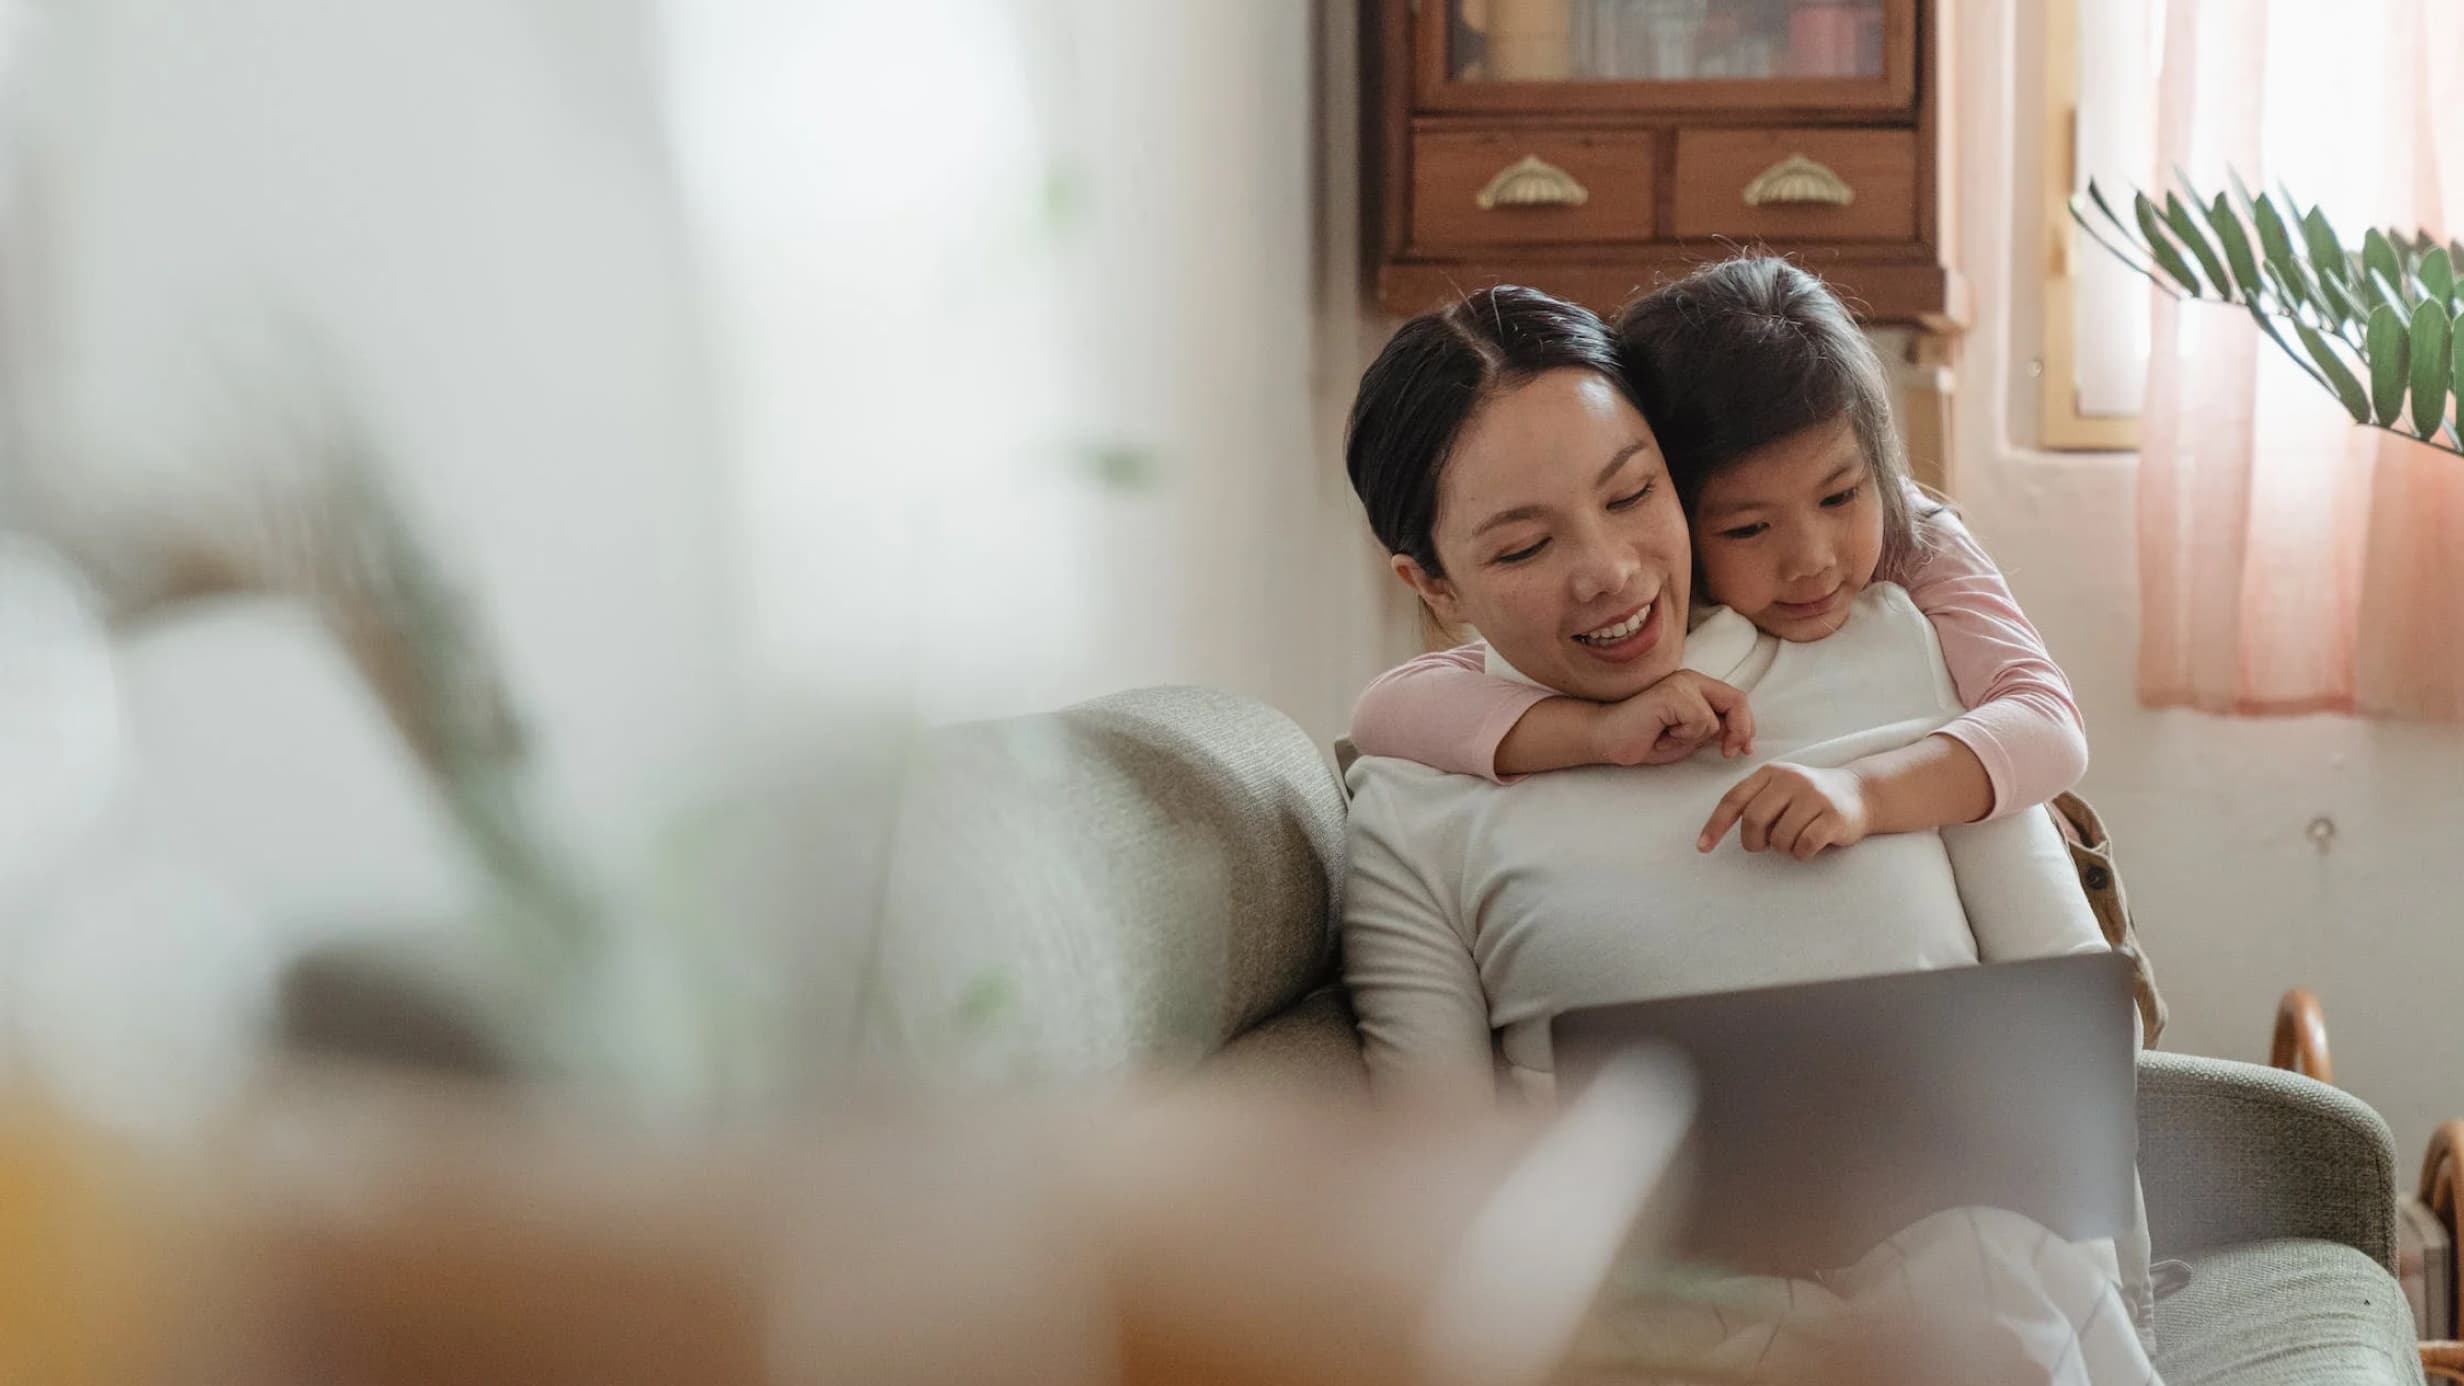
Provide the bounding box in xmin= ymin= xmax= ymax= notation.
xmin=1550 ymin=952 xmax=2138 ymax=1276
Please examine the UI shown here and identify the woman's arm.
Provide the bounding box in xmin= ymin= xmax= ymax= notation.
xmin=1340 ymin=775 xmax=1496 ymax=1111
xmin=1351 ymin=647 xmax=1753 ymax=781
xmin=1940 ymin=809 xmax=2107 ymax=961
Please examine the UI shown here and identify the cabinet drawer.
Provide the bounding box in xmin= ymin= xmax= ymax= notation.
xmin=1411 ymin=128 xmax=1657 ymax=249
xmin=1673 ymin=129 xmax=1917 ymax=243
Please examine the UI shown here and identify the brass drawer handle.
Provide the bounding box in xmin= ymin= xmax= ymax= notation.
xmin=1475 ymin=155 xmax=1590 ymax=211
xmin=1742 ymin=154 xmax=1855 ymax=207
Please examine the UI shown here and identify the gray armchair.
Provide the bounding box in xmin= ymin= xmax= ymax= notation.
xmin=2136 ymin=1051 xmax=2419 ymax=1383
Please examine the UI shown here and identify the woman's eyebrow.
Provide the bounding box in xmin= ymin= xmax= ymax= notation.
xmin=1473 ymin=504 xmax=1546 ymax=536
xmin=1474 ymin=441 xmax=1655 ymax=535
xmin=1595 ymin=439 xmax=1650 ymax=485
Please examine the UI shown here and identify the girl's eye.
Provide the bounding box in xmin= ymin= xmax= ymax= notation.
xmin=1606 ymin=482 xmax=1655 ymax=512
xmin=1495 ymin=538 xmax=1549 ymax=565
xmin=1821 ymin=484 xmax=1863 ymax=508
xmin=1716 ymin=522 xmax=1768 ymax=541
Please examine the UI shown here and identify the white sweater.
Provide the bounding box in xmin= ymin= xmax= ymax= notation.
xmin=1341 ymin=585 xmax=2104 ymax=1106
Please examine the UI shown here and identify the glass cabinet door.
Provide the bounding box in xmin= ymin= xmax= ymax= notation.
xmin=1424 ymin=0 xmax=1914 ymax=111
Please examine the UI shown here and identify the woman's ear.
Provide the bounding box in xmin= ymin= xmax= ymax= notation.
xmin=1390 ymin=553 xmax=1466 ymax=629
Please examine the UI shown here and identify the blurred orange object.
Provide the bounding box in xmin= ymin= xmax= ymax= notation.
xmin=0 ymin=1100 xmax=162 ymax=1386
xmin=0 ymin=1057 xmax=1691 ymax=1386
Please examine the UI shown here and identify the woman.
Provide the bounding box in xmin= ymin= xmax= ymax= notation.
xmin=1337 ymin=282 xmax=2155 ymax=1383
xmin=1338 ymin=282 xmax=2106 ymax=1104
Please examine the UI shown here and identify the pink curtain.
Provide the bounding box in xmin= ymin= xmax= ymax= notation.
xmin=2137 ymin=0 xmax=2464 ymax=718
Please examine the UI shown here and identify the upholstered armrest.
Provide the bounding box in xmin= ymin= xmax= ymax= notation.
xmin=2136 ymin=1050 xmax=2399 ymax=1272
xmin=1205 ymin=987 xmax=1368 ymax=1095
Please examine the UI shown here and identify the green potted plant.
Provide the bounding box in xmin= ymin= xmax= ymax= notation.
xmin=2074 ymin=172 xmax=2464 ymax=457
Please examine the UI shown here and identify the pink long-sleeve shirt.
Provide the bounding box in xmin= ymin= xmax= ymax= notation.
xmin=1349 ymin=505 xmax=2088 ymax=818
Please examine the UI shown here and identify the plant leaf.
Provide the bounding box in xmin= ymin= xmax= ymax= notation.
xmin=2453 ymin=310 xmax=2464 ymax=441
xmin=2253 ymin=195 xmax=2315 ymax=311
xmin=2165 ymin=193 xmax=2232 ymax=300
xmin=2422 ymin=245 xmax=2456 ymax=307
xmin=2265 ymin=263 xmax=2314 ymax=318
xmin=2364 ymin=229 xmax=2404 ymax=300
xmin=2135 ymin=193 xmax=2202 ymax=293
xmin=2086 ymin=181 xmax=2145 ymax=252
xmin=2360 ymin=262 xmax=2394 ymax=311
xmin=2297 ymin=320 xmax=2372 ymax=422
xmin=2366 ymin=304 xmax=2411 ymax=426
xmin=2318 ymin=269 xmax=2365 ymax=330
xmin=2247 ymin=306 xmax=2330 ymax=393
xmin=2370 ymin=268 xmax=2411 ymax=314
xmin=2302 ymin=206 xmax=2350 ymax=282
xmin=2410 ymin=301 xmax=2451 ymax=440
xmin=2070 ymin=199 xmax=2169 ymax=286
xmin=2206 ymin=194 xmax=2266 ymax=301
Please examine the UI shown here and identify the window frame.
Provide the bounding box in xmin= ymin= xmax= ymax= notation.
xmin=2037 ymin=0 xmax=2139 ymax=451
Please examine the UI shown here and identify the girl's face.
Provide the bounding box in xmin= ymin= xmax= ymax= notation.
xmin=1691 ymin=417 xmax=1883 ymax=643
xmin=1393 ymin=368 xmax=1692 ymax=702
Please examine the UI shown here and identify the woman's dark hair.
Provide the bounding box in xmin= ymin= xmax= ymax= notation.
xmin=1615 ymin=257 xmax=1930 ymax=582
xmin=1344 ymin=286 xmax=1632 ymax=578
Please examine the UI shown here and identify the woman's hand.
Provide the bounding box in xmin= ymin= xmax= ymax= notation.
xmin=1587 ymin=672 xmax=1755 ymax=767
xmin=1697 ymin=762 xmax=1871 ymax=860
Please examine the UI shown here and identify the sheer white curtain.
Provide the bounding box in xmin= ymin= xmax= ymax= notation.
xmin=2104 ymin=0 xmax=2464 ymax=717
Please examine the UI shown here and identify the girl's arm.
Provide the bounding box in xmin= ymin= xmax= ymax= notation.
xmin=1699 ymin=508 xmax=2087 ymax=856
xmin=1351 ymin=645 xmax=1753 ymax=781
xmin=1899 ymin=505 xmax=2090 ymax=819
xmin=1348 ymin=644 xmax=1553 ymax=781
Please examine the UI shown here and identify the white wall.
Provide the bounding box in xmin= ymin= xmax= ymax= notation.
xmin=6 ymin=0 xmax=735 ymax=867
xmin=1957 ymin=1 xmax=2464 ymax=1158
xmin=649 ymin=0 xmax=1395 ymax=739
xmin=5 ymin=0 xmax=1400 ymax=845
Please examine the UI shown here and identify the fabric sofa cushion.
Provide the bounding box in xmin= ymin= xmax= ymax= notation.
xmin=2152 ymin=1239 xmax=2422 ymax=1386
xmin=866 ymin=687 xmax=1348 ymax=1082
xmin=1206 ymin=987 xmax=1368 ymax=1094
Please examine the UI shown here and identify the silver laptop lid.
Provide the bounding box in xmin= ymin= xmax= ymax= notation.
xmin=1551 ymin=952 xmax=2138 ymax=1275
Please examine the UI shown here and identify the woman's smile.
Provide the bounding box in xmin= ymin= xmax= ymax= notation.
xmin=1570 ymin=598 xmax=1664 ymax=663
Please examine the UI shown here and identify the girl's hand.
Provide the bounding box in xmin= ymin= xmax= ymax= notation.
xmin=1588 ymin=672 xmax=1755 ymax=767
xmin=1697 ymin=762 xmax=1871 ymax=860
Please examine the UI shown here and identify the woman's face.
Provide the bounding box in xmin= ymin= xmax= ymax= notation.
xmin=1395 ymin=368 xmax=1691 ymax=701
xmin=1691 ymin=418 xmax=1883 ymax=643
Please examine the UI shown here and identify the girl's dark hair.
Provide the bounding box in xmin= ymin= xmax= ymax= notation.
xmin=1615 ymin=257 xmax=1930 ymax=581
xmin=1345 ymin=286 xmax=1632 ymax=578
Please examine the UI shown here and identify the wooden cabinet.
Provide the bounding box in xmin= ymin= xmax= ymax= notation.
xmin=1410 ymin=128 xmax=1661 ymax=247
xmin=1364 ymin=0 xmax=1962 ymax=330
xmin=1362 ymin=0 xmax=1964 ymax=487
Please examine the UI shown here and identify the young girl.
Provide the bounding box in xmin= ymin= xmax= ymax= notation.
xmin=1350 ymin=257 xmax=2088 ymax=861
